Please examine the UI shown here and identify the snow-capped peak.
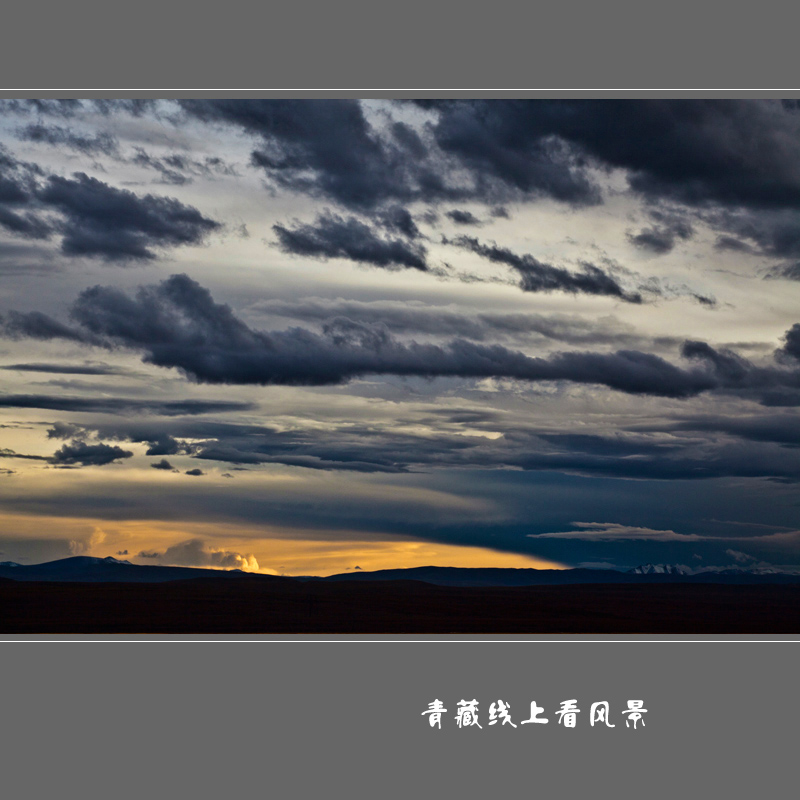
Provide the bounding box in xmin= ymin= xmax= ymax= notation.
xmin=628 ymin=563 xmax=692 ymax=575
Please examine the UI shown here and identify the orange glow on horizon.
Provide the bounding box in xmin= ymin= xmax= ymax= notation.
xmin=0 ymin=513 xmax=566 ymax=576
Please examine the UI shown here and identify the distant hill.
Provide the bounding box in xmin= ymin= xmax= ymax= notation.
xmin=2 ymin=557 xmax=800 ymax=586
xmin=0 ymin=556 xmax=283 ymax=584
xmin=299 ymin=564 xmax=800 ymax=587
xmin=300 ymin=566 xmax=644 ymax=587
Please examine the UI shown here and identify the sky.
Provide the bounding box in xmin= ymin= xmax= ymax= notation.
xmin=2 ymin=98 xmax=800 ymax=575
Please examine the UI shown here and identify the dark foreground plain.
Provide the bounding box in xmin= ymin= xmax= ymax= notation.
xmin=2 ymin=575 xmax=800 ymax=634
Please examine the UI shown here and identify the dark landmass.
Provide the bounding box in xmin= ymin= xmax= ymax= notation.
xmin=0 ymin=574 xmax=799 ymax=634
xmin=303 ymin=565 xmax=800 ymax=587
xmin=2 ymin=557 xmax=800 ymax=633
xmin=4 ymin=557 xmax=800 ymax=586
xmin=0 ymin=556 xmax=258 ymax=583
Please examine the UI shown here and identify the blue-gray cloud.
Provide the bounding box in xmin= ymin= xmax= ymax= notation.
xmin=50 ymin=440 xmax=133 ymax=466
xmin=5 ymin=274 xmax=800 ymax=406
xmin=447 ymin=234 xmax=643 ymax=302
xmin=0 ymin=144 xmax=221 ymax=262
xmin=274 ymin=212 xmax=428 ymax=271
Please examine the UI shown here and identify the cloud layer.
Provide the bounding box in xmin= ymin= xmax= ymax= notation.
xmin=0 ymin=146 xmax=220 ymax=261
xmin=4 ymin=99 xmax=800 ymax=572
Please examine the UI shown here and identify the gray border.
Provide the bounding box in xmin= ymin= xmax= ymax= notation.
xmin=3 ymin=91 xmax=800 ymax=97
xmin=2 ymin=635 xmax=800 ymax=642
xmin=2 ymin=31 xmax=798 ymax=800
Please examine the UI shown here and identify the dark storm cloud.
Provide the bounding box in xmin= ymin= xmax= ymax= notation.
xmin=10 ymin=274 xmax=800 ymax=403
xmin=769 ymin=262 xmax=800 ymax=280
xmin=184 ymin=468 xmax=205 ymax=476
xmin=675 ymin=341 xmax=800 ymax=405
xmin=778 ymin=324 xmax=800 ymax=362
xmin=273 ymin=212 xmax=428 ymax=271
xmin=534 ymin=432 xmax=681 ymax=458
xmin=413 ymin=100 xmax=800 ymax=271
xmin=1 ymin=362 xmax=127 ymax=375
xmin=445 ymin=209 xmax=482 ymax=225
xmin=143 ymin=434 xmax=183 ymax=456
xmin=17 ymin=124 xmax=121 ymax=157
xmin=180 ymin=99 xmax=415 ymax=210
xmin=715 ymin=235 xmax=754 ymax=253
xmin=0 ymin=207 xmax=51 ymax=240
xmin=421 ymin=99 xmax=800 ymax=210
xmin=39 ymin=173 xmax=221 ymax=261
xmin=192 ymin=443 xmax=410 ymax=473
xmin=627 ymin=218 xmax=694 ymax=255
xmin=62 ymin=274 xmax=714 ymax=393
xmin=377 ymin=206 xmax=422 ymax=239
xmin=178 ymin=99 xmax=600 ymax=210
xmin=692 ymin=293 xmax=718 ymax=308
xmin=681 ymin=340 xmax=751 ymax=381
xmin=460 ymin=428 xmax=800 ymax=484
xmin=73 ymin=423 xmax=190 ymax=456
xmin=389 ymin=120 xmax=427 ymax=159
xmin=150 ymin=459 xmax=176 ymax=470
xmin=0 ymin=394 xmax=254 ymax=416
xmin=30 ymin=409 xmax=688 ymax=480
xmin=668 ymin=413 xmax=800 ymax=449
xmin=47 ymin=422 xmax=84 ymax=440
xmin=191 ymin=426 xmax=709 ymax=479
xmin=46 ymin=421 xmax=192 ymax=457
xmin=50 ymin=440 xmax=133 ymax=466
xmin=17 ymin=99 xmax=800 ymax=233
xmin=679 ymin=340 xmax=783 ymax=397
xmin=0 ymin=146 xmax=50 ymax=240
xmin=39 ymin=411 xmax=800 ymax=483
xmin=2 ymin=310 xmax=97 ymax=343
xmin=706 ymin=208 xmax=800 ymax=274
xmin=425 ymin=102 xmax=601 ymax=204
xmin=448 ymin=235 xmax=643 ymax=302
xmin=256 ymin=297 xmax=683 ymax=348
xmin=757 ymin=389 xmax=800 ymax=407
xmin=15 ymin=99 xmax=799 ymax=280
xmin=86 ymin=428 xmax=183 ymax=460
xmin=39 ymin=417 xmax=451 ymax=474
xmin=0 ymin=142 xmax=221 ymax=262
